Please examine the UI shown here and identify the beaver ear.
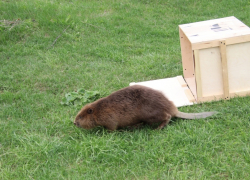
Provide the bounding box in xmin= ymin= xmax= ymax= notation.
xmin=87 ymin=108 xmax=93 ymax=114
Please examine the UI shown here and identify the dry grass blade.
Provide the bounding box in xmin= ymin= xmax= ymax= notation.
xmin=0 ymin=19 xmax=22 ymax=30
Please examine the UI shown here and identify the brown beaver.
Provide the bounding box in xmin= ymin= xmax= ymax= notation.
xmin=74 ymin=85 xmax=216 ymax=131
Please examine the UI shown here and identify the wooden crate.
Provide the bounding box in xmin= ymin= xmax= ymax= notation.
xmin=179 ymin=16 xmax=250 ymax=102
xmin=130 ymin=16 xmax=250 ymax=107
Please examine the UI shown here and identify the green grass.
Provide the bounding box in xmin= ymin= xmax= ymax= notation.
xmin=1 ymin=0 xmax=250 ymax=179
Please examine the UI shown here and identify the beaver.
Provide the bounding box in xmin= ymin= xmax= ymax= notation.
xmin=74 ymin=85 xmax=217 ymax=131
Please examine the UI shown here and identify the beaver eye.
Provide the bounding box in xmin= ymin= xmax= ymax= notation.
xmin=87 ymin=108 xmax=93 ymax=114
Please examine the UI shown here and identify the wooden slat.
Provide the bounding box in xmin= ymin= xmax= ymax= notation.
xmin=230 ymin=90 xmax=250 ymax=98
xmin=192 ymin=34 xmax=250 ymax=50
xmin=219 ymin=40 xmax=230 ymax=100
xmin=185 ymin=77 xmax=197 ymax=100
xmin=194 ymin=50 xmax=203 ymax=100
xmin=184 ymin=88 xmax=196 ymax=102
xmin=197 ymin=90 xmax=250 ymax=103
xmin=197 ymin=94 xmax=224 ymax=103
xmin=177 ymin=76 xmax=187 ymax=87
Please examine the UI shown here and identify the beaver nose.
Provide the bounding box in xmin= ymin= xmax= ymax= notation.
xmin=74 ymin=122 xmax=79 ymax=126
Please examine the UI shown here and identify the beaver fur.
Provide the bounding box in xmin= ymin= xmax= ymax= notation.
xmin=74 ymin=85 xmax=216 ymax=131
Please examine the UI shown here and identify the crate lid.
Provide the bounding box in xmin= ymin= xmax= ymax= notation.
xmin=179 ymin=16 xmax=250 ymax=49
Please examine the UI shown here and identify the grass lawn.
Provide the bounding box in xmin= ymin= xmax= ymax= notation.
xmin=1 ymin=0 xmax=250 ymax=179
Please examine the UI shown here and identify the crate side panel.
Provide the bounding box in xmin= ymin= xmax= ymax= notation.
xmin=199 ymin=47 xmax=224 ymax=97
xmin=179 ymin=27 xmax=195 ymax=79
xmin=227 ymin=42 xmax=250 ymax=93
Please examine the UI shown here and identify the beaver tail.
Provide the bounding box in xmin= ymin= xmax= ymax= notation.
xmin=175 ymin=111 xmax=217 ymax=119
